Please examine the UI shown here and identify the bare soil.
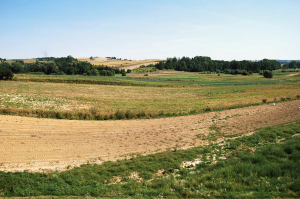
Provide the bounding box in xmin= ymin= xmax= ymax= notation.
xmin=119 ymin=62 xmax=159 ymax=70
xmin=0 ymin=100 xmax=299 ymax=172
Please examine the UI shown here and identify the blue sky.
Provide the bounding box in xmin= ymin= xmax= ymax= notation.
xmin=0 ymin=0 xmax=299 ymax=60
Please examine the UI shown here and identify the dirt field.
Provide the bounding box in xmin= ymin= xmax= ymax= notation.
xmin=118 ymin=62 xmax=159 ymax=70
xmin=77 ymin=57 xmax=160 ymax=68
xmin=0 ymin=100 xmax=300 ymax=172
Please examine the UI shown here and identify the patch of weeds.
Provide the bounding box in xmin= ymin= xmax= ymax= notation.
xmin=225 ymin=139 xmax=241 ymax=150
xmin=204 ymin=107 xmax=211 ymax=112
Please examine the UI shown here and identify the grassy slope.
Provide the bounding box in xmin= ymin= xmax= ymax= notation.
xmin=0 ymin=120 xmax=299 ymax=198
xmin=0 ymin=71 xmax=299 ymax=120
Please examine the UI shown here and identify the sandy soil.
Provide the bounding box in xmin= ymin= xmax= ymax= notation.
xmin=119 ymin=62 xmax=159 ymax=70
xmin=0 ymin=100 xmax=299 ymax=172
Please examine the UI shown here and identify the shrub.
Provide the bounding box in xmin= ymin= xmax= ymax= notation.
xmin=242 ymin=71 xmax=249 ymax=76
xmin=144 ymin=73 xmax=148 ymax=76
xmin=122 ymin=72 xmax=126 ymax=76
xmin=127 ymin=69 xmax=131 ymax=73
xmin=0 ymin=68 xmax=13 ymax=80
xmin=56 ymin=71 xmax=66 ymax=75
xmin=262 ymin=99 xmax=267 ymax=103
xmin=263 ymin=70 xmax=274 ymax=78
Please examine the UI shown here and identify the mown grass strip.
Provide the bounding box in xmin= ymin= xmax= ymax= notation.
xmin=13 ymin=77 xmax=172 ymax=87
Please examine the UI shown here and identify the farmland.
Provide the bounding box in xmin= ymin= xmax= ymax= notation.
xmin=0 ymin=69 xmax=300 ymax=198
xmin=78 ymin=57 xmax=160 ymax=68
xmin=0 ymin=70 xmax=299 ymax=119
xmin=0 ymin=108 xmax=300 ymax=198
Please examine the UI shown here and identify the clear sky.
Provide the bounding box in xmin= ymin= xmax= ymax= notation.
xmin=0 ymin=0 xmax=299 ymax=60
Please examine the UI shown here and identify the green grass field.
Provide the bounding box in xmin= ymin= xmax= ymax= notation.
xmin=1 ymin=120 xmax=299 ymax=198
xmin=0 ymin=70 xmax=299 ymax=120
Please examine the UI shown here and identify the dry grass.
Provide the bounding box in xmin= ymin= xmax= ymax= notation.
xmin=0 ymin=79 xmax=299 ymax=117
xmin=77 ymin=57 xmax=161 ymax=68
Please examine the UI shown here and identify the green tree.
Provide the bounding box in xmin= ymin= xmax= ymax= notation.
xmin=10 ymin=62 xmax=23 ymax=73
xmin=0 ymin=62 xmax=11 ymax=69
xmin=0 ymin=68 xmax=14 ymax=80
xmin=289 ymin=60 xmax=298 ymax=69
xmin=91 ymin=68 xmax=99 ymax=76
xmin=263 ymin=70 xmax=274 ymax=78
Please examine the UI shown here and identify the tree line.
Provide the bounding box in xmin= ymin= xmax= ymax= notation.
xmin=282 ymin=60 xmax=300 ymax=69
xmin=0 ymin=56 xmax=127 ymax=76
xmin=154 ymin=56 xmax=281 ymax=73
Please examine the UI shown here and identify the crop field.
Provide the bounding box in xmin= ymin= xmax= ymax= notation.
xmin=1 ymin=71 xmax=300 ymax=119
xmin=0 ymin=70 xmax=300 ymax=198
xmin=0 ymin=109 xmax=300 ymax=197
xmin=77 ymin=57 xmax=161 ymax=69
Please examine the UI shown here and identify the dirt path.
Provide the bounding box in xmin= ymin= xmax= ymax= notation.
xmin=0 ymin=100 xmax=300 ymax=172
xmin=119 ymin=62 xmax=159 ymax=70
xmin=285 ymin=73 xmax=300 ymax=77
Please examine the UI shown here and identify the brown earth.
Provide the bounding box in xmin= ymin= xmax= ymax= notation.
xmin=119 ymin=62 xmax=159 ymax=70
xmin=0 ymin=100 xmax=300 ymax=172
xmin=77 ymin=57 xmax=160 ymax=68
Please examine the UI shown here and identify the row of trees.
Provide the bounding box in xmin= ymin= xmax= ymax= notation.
xmin=154 ymin=56 xmax=281 ymax=73
xmin=282 ymin=60 xmax=300 ymax=69
xmin=0 ymin=56 xmax=127 ymax=76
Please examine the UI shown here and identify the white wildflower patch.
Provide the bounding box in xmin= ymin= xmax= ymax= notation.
xmin=0 ymin=94 xmax=71 ymax=111
xmin=181 ymin=158 xmax=202 ymax=168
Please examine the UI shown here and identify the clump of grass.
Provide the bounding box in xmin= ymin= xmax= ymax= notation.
xmin=125 ymin=110 xmax=135 ymax=119
xmin=204 ymin=107 xmax=211 ymax=112
xmin=115 ymin=110 xmax=126 ymax=120
xmin=137 ymin=110 xmax=146 ymax=118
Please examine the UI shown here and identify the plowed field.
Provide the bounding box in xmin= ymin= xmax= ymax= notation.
xmin=1 ymin=100 xmax=300 ymax=172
